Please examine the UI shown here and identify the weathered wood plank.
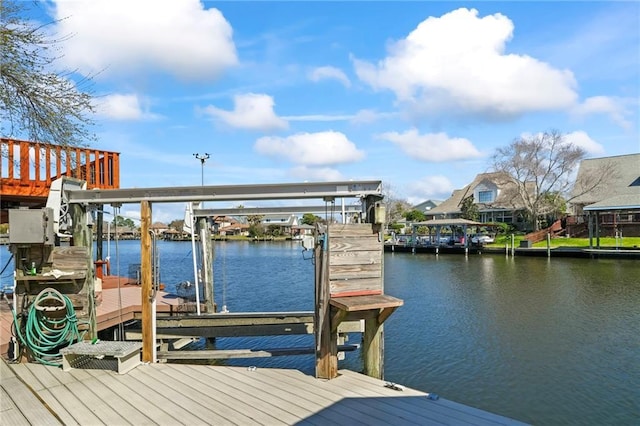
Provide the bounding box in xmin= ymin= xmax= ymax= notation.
xmin=222 ymin=366 xmax=372 ymax=425
xmin=85 ymin=369 xmax=176 ymax=425
xmin=48 ymin=246 xmax=90 ymax=271
xmin=328 ymin=224 xmax=378 ymax=237
xmin=64 ymin=379 xmax=130 ymax=425
xmin=185 ymin=365 xmax=309 ymax=424
xmin=131 ymin=364 xmax=238 ymax=425
xmin=34 ymin=388 xmax=79 ymax=426
xmin=330 ymin=250 xmax=381 ymax=266
xmin=330 ymin=238 xmax=382 ymax=252
xmin=330 ymin=278 xmax=383 ymax=297
xmin=330 ymin=295 xmax=404 ymax=312
xmin=75 ymin=372 xmax=154 ymax=425
xmin=96 ymin=368 xmax=191 ymax=425
xmin=157 ymin=345 xmax=357 ymax=360
xmin=0 ymin=376 xmax=62 ymax=425
xmin=339 ymin=370 xmax=526 ymax=426
xmin=257 ymin=368 xmax=419 ymax=425
xmin=0 ymin=387 xmax=31 ymax=426
xmin=159 ymin=364 xmax=283 ymax=425
xmin=329 ymin=263 xmax=381 ymax=280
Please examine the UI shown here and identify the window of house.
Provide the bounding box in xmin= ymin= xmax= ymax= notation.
xmin=478 ymin=190 xmax=494 ymax=203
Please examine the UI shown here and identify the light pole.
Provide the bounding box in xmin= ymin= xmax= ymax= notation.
xmin=193 ymin=153 xmax=210 ymax=186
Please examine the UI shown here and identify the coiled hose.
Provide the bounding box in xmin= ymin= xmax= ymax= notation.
xmin=12 ymin=288 xmax=87 ymax=366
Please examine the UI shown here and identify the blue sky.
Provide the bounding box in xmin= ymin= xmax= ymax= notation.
xmin=28 ymin=1 xmax=640 ymax=222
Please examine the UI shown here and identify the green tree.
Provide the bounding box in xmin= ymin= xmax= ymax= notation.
xmin=113 ymin=215 xmax=135 ymax=228
xmin=404 ymin=209 xmax=426 ymax=222
xmin=247 ymin=214 xmax=264 ymax=238
xmin=460 ymin=196 xmax=479 ymax=221
xmin=301 ymin=213 xmax=322 ymax=226
xmin=1 ymin=1 xmax=95 ymax=147
xmin=267 ymin=225 xmax=282 ymax=237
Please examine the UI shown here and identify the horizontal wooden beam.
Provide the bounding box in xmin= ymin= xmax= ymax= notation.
xmin=157 ymin=344 xmax=359 ymax=360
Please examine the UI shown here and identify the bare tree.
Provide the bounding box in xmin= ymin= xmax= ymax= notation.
xmin=381 ymin=183 xmax=412 ymax=226
xmin=1 ymin=1 xmax=95 ymax=148
xmin=492 ymin=130 xmax=590 ymax=231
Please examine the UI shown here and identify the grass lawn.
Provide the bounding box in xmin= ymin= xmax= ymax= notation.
xmin=491 ymin=235 xmax=640 ymax=249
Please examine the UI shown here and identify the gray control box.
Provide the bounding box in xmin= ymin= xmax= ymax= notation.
xmin=8 ymin=208 xmax=55 ymax=245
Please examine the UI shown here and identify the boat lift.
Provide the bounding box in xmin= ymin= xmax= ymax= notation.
xmin=38 ymin=178 xmax=401 ymax=379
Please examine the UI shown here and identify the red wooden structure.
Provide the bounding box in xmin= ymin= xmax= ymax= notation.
xmin=1 ymin=138 xmax=120 ymax=219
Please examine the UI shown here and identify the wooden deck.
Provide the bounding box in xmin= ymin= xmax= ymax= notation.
xmin=1 ymin=357 xmax=527 ymax=425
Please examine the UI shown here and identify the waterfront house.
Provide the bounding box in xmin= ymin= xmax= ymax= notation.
xmin=568 ymin=153 xmax=640 ymax=238
xmin=413 ymin=199 xmax=442 ymax=214
xmin=219 ymin=222 xmax=250 ymax=236
xmin=425 ymin=172 xmax=532 ymax=230
xmin=150 ymin=221 xmax=169 ymax=236
xmin=261 ymin=214 xmax=299 ymax=236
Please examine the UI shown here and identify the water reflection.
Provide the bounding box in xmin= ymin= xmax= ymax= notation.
xmin=104 ymin=241 xmax=639 ymax=425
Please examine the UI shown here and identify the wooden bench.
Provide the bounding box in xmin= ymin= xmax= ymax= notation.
xmin=325 ymin=294 xmax=403 ymax=379
xmin=330 ymin=294 xmax=403 ymax=332
xmin=60 ymin=341 xmax=142 ymax=374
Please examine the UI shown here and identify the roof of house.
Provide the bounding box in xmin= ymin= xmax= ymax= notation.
xmin=427 ymin=172 xmax=529 ymax=215
xmin=571 ymin=153 xmax=640 ymax=210
xmin=220 ymin=223 xmax=249 ymax=231
xmin=262 ymin=215 xmax=297 ymax=226
xmin=413 ymin=200 xmax=442 ymax=212
xmin=413 ymin=218 xmax=484 ymax=227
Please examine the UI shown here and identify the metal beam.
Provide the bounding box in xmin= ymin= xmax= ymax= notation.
xmin=194 ymin=204 xmax=363 ymax=217
xmin=65 ymin=180 xmax=383 ymax=205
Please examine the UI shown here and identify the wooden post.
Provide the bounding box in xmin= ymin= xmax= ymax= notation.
xmin=71 ymin=203 xmax=97 ymax=339
xmin=140 ymin=201 xmax=153 ymax=363
xmin=315 ymin=232 xmax=337 ymax=379
xmin=199 ymin=217 xmax=215 ymax=313
xmin=363 ymin=317 xmax=383 ymax=379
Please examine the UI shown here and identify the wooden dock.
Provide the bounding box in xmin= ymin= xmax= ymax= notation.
xmin=1 ymin=357 xmax=527 ymax=425
xmin=1 ymin=280 xmax=528 ymax=425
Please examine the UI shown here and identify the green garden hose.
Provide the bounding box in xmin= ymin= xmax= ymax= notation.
xmin=12 ymin=288 xmax=88 ymax=366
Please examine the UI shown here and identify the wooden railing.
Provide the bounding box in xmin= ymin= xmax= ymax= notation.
xmin=1 ymin=138 xmax=120 ymax=197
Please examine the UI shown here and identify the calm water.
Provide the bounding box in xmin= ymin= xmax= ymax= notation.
xmin=103 ymin=240 xmax=640 ymax=425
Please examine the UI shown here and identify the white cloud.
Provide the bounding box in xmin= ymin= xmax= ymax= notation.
xmin=283 ymin=114 xmax=353 ymax=122
xmin=254 ymin=131 xmax=365 ymax=166
xmin=350 ymin=109 xmax=398 ymax=125
xmin=281 ymin=110 xmax=398 ymax=123
xmin=564 ymin=131 xmax=605 ymax=155
xmin=290 ymin=166 xmax=344 ymax=181
xmin=353 ymin=8 xmax=578 ymax=120
xmin=308 ymin=66 xmax=351 ymax=87
xmin=95 ymin=94 xmax=159 ymax=121
xmin=572 ymin=96 xmax=632 ymax=129
xmin=203 ymin=93 xmax=288 ymax=131
xmin=407 ymin=175 xmax=455 ymax=203
xmin=52 ymin=0 xmax=237 ymax=80
xmin=377 ymin=129 xmax=482 ymax=162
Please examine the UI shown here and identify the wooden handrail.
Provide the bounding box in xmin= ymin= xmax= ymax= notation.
xmin=0 ymin=138 xmax=120 ymax=198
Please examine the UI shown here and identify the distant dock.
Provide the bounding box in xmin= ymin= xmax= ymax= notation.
xmin=384 ymin=243 xmax=640 ymax=259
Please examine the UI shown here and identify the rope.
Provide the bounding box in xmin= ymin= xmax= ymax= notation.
xmin=113 ymin=205 xmax=125 ymax=340
xmin=12 ymin=288 xmax=87 ymax=366
xmin=221 ymin=241 xmax=228 ymax=313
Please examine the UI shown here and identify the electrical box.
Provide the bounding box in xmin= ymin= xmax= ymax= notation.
xmin=8 ymin=208 xmax=55 ymax=245
xmin=374 ymin=202 xmax=386 ymax=225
